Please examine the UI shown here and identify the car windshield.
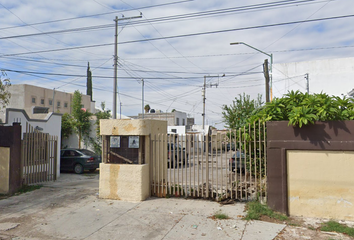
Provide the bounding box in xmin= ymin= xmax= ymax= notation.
xmin=79 ymin=149 xmax=96 ymax=156
xmin=168 ymin=144 xmax=182 ymax=150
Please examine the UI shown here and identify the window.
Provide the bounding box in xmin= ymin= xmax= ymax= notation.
xmin=64 ymin=102 xmax=68 ymax=108
xmin=182 ymin=119 xmax=185 ymax=126
xmin=49 ymin=99 xmax=53 ymax=105
xmin=33 ymin=106 xmax=49 ymax=114
xmin=40 ymin=99 xmax=44 ymax=105
xmin=176 ymin=118 xmax=180 ymax=126
xmin=57 ymin=101 xmax=61 ymax=108
xmin=31 ymin=97 xmax=36 ymax=104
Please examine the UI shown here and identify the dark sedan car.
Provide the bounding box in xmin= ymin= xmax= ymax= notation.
xmin=229 ymin=151 xmax=246 ymax=172
xmin=167 ymin=143 xmax=188 ymax=168
xmin=60 ymin=149 xmax=101 ymax=174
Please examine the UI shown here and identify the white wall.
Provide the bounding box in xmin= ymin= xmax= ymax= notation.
xmin=273 ymin=57 xmax=354 ymax=97
xmin=62 ymin=118 xmax=97 ymax=151
xmin=4 ymin=108 xmax=62 ymax=177
xmin=168 ymin=126 xmax=186 ymax=135
xmin=173 ymin=111 xmax=187 ymax=126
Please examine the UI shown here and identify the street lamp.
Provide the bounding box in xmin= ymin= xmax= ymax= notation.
xmin=230 ymin=42 xmax=273 ymax=101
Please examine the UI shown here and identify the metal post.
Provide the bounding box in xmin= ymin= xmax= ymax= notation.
xmin=113 ymin=16 xmax=118 ymax=119
xmin=142 ymin=79 xmax=144 ymax=119
xmin=112 ymin=15 xmax=142 ymax=120
xmin=230 ymin=42 xmax=273 ymax=100
xmin=120 ymin=102 xmax=122 ymax=119
xmin=52 ymin=88 xmax=55 ymax=112
xmin=305 ymin=73 xmax=309 ymax=94
xmin=202 ymin=75 xmax=222 ymax=134
xmin=202 ymin=76 xmax=206 ymax=133
xmin=270 ymin=53 xmax=273 ymax=101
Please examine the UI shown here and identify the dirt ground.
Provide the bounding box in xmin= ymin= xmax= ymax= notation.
xmin=260 ymin=215 xmax=354 ymax=240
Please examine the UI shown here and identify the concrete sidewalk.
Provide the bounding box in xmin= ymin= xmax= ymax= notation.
xmin=0 ymin=174 xmax=285 ymax=240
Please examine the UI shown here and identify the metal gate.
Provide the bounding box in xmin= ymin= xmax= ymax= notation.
xmin=22 ymin=123 xmax=58 ymax=185
xmin=150 ymin=121 xmax=267 ymax=202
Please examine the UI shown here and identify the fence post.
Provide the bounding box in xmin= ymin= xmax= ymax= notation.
xmin=205 ymin=134 xmax=209 ymax=198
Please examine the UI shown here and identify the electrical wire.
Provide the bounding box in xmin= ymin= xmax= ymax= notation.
xmin=0 ymin=0 xmax=193 ymax=31
xmin=2 ymin=13 xmax=353 ymax=57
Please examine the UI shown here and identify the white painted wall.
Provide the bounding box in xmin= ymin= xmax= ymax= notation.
xmin=273 ymin=57 xmax=354 ymax=97
xmin=168 ymin=126 xmax=186 ymax=135
xmin=62 ymin=118 xmax=97 ymax=151
xmin=4 ymin=109 xmax=62 ymax=177
xmin=173 ymin=111 xmax=187 ymax=126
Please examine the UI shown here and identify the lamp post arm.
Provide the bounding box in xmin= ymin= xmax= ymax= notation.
xmin=231 ymin=42 xmax=272 ymax=58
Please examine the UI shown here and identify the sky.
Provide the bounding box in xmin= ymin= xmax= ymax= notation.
xmin=1 ymin=0 xmax=354 ymax=128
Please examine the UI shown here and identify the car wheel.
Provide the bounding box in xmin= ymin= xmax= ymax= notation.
xmin=74 ymin=164 xmax=84 ymax=174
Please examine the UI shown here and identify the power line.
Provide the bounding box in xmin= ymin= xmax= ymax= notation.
xmin=0 ymin=0 xmax=328 ymax=40
xmin=2 ymin=13 xmax=353 ymax=57
xmin=0 ymin=0 xmax=193 ymax=31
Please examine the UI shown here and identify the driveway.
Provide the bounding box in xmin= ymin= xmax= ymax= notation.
xmin=0 ymin=173 xmax=285 ymax=240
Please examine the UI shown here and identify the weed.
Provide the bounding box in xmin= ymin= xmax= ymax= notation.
xmin=320 ymin=220 xmax=354 ymax=237
xmin=17 ymin=185 xmax=42 ymax=194
xmin=244 ymin=201 xmax=288 ymax=221
xmin=213 ymin=211 xmax=229 ymax=220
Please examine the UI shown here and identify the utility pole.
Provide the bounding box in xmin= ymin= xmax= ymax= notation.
xmin=113 ymin=16 xmax=118 ymax=119
xmin=120 ymin=102 xmax=122 ymax=119
xmin=305 ymin=73 xmax=309 ymax=94
xmin=202 ymin=75 xmax=221 ymax=133
xmin=112 ymin=15 xmax=142 ymax=119
xmin=230 ymin=42 xmax=273 ymax=100
xmin=263 ymin=59 xmax=270 ymax=103
xmin=141 ymin=79 xmax=144 ymax=119
xmin=52 ymin=88 xmax=56 ymax=112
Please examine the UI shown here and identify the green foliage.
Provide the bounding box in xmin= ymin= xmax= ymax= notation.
xmin=92 ymin=102 xmax=111 ymax=154
xmin=244 ymin=201 xmax=288 ymax=221
xmin=320 ymin=221 xmax=354 ymax=237
xmin=61 ymin=113 xmax=74 ymax=140
xmin=72 ymin=90 xmax=92 ymax=148
xmin=86 ymin=62 xmax=93 ymax=101
xmin=95 ymin=102 xmax=111 ymax=136
xmin=213 ymin=211 xmax=229 ymax=220
xmin=222 ymin=93 xmax=263 ymax=129
xmin=144 ymin=104 xmax=150 ymax=113
xmin=250 ymin=90 xmax=354 ymax=127
xmin=0 ymin=71 xmax=11 ymax=110
xmin=17 ymin=185 xmax=42 ymax=194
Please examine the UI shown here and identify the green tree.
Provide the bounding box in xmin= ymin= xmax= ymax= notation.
xmin=86 ymin=62 xmax=93 ymax=101
xmin=72 ymin=90 xmax=92 ymax=148
xmin=144 ymin=104 xmax=150 ymax=113
xmin=222 ymin=93 xmax=263 ymax=129
xmin=0 ymin=71 xmax=11 ymax=110
xmin=95 ymin=102 xmax=111 ymax=136
xmin=90 ymin=102 xmax=111 ymax=154
xmin=61 ymin=113 xmax=74 ymax=140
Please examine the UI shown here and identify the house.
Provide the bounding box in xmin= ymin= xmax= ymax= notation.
xmin=131 ymin=110 xmax=187 ymax=126
xmin=0 ymin=84 xmax=95 ymax=122
xmin=1 ymin=108 xmax=62 ymax=177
